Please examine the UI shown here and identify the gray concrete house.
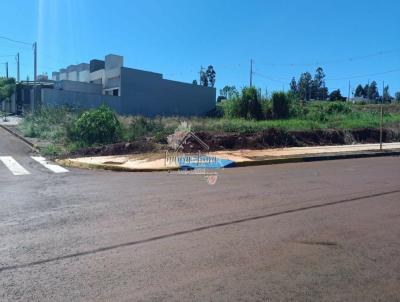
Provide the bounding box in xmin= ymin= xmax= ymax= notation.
xmin=11 ymin=54 xmax=216 ymax=116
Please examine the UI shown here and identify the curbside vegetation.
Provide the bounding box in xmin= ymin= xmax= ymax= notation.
xmin=16 ymin=94 xmax=400 ymax=158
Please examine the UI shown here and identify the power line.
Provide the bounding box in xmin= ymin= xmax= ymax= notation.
xmin=326 ymin=68 xmax=400 ymax=81
xmin=253 ymin=71 xmax=288 ymax=84
xmin=254 ymin=64 xmax=400 ymax=84
xmin=0 ymin=35 xmax=31 ymax=46
xmin=254 ymin=68 xmax=288 ymax=81
xmin=257 ymin=49 xmax=400 ymax=67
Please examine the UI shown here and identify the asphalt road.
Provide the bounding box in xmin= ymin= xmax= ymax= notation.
xmin=0 ymin=127 xmax=400 ymax=301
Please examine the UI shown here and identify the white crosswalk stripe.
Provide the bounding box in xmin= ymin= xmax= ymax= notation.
xmin=0 ymin=156 xmax=31 ymax=176
xmin=30 ymin=156 xmax=69 ymax=174
xmin=0 ymin=156 xmax=69 ymax=175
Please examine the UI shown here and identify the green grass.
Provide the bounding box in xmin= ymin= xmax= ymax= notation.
xmin=39 ymin=144 xmax=65 ymax=157
xmin=17 ymin=103 xmax=400 ymax=157
xmin=19 ymin=106 xmax=78 ymax=143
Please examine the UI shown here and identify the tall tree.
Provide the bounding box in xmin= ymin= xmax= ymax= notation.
xmin=363 ymin=84 xmax=370 ymax=98
xmin=297 ymin=72 xmax=312 ymax=101
xmin=354 ymin=84 xmax=364 ymax=97
xmin=289 ymin=77 xmax=298 ymax=94
xmin=312 ymin=67 xmax=328 ymax=100
xmin=200 ymin=69 xmax=208 ymax=87
xmin=368 ymin=81 xmax=379 ymax=100
xmin=383 ymin=85 xmax=391 ymax=102
xmin=206 ymin=65 xmax=216 ymax=87
xmin=395 ymin=92 xmax=400 ymax=102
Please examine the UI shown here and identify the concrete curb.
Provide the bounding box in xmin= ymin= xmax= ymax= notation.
xmin=0 ymin=124 xmax=37 ymax=151
xmin=235 ymin=150 xmax=400 ymax=167
xmin=56 ymin=159 xmax=181 ymax=172
xmin=57 ymin=149 xmax=400 ymax=172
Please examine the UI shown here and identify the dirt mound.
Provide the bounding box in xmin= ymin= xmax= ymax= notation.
xmin=66 ymin=141 xmax=157 ymax=158
xmin=65 ymin=127 xmax=400 ymax=157
xmin=186 ymin=128 xmax=399 ymax=152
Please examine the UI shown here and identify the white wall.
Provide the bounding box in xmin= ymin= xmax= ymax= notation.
xmin=79 ymin=70 xmax=90 ymax=82
xmin=67 ymin=71 xmax=78 ymax=81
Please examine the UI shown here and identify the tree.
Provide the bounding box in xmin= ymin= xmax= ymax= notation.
xmin=0 ymin=78 xmax=16 ymax=112
xmin=317 ymin=86 xmax=328 ymax=101
xmin=363 ymin=84 xmax=370 ymax=98
xmin=238 ymin=87 xmax=262 ymax=120
xmin=312 ymin=67 xmax=328 ymax=100
xmin=73 ymin=105 xmax=122 ymax=145
xmin=395 ymin=92 xmax=400 ymax=102
xmin=272 ymin=92 xmax=290 ymax=119
xmin=192 ymin=80 xmax=198 ymax=85
xmin=329 ymin=89 xmax=344 ymax=101
xmin=289 ymin=77 xmax=298 ymax=95
xmin=206 ymin=65 xmax=216 ymax=87
xmin=220 ymin=85 xmax=239 ymax=99
xmin=354 ymin=84 xmax=364 ymax=97
xmin=200 ymin=69 xmax=208 ymax=87
xmin=383 ymin=85 xmax=391 ymax=102
xmin=0 ymin=77 xmax=16 ymax=101
xmin=297 ymin=72 xmax=312 ymax=101
xmin=368 ymin=81 xmax=379 ymax=100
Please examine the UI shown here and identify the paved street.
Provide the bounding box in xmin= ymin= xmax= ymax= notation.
xmin=0 ymin=127 xmax=400 ymax=301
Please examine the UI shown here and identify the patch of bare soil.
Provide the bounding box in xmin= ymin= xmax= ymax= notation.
xmin=65 ymin=140 xmax=159 ymax=158
xmin=187 ymin=128 xmax=400 ymax=152
xmin=65 ymin=128 xmax=400 ymax=157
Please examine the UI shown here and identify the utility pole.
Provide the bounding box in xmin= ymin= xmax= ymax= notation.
xmin=380 ymin=81 xmax=384 ymax=151
xmin=16 ymin=53 xmax=20 ymax=82
xmin=5 ymin=62 xmax=8 ymax=78
xmin=250 ymin=59 xmax=253 ymax=87
xmin=33 ymin=42 xmax=37 ymax=110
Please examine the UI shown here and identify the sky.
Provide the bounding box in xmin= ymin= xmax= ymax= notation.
xmin=1 ymin=0 xmax=400 ymax=97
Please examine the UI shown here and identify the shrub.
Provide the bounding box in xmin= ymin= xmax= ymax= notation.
xmin=40 ymin=144 xmax=64 ymax=157
xmin=72 ymin=105 xmax=121 ymax=145
xmin=326 ymin=102 xmax=352 ymax=114
xmin=237 ymin=87 xmax=263 ymax=120
xmin=289 ymin=99 xmax=307 ymax=118
xmin=306 ymin=103 xmax=329 ymax=122
xmin=219 ymin=96 xmax=241 ymax=119
xmin=272 ymin=92 xmax=290 ymax=119
xmin=261 ymin=100 xmax=273 ymax=119
xmin=124 ymin=116 xmax=159 ymax=141
xmin=246 ymin=88 xmax=263 ymax=120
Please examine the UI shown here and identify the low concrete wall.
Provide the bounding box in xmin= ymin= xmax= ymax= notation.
xmin=120 ymin=68 xmax=216 ymax=116
xmin=41 ymin=89 xmax=122 ymax=112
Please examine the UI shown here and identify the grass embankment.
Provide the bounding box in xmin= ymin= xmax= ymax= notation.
xmin=18 ymin=102 xmax=400 ymax=157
